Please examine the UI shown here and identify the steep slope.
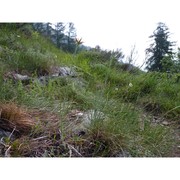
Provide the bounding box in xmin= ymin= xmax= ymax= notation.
xmin=0 ymin=24 xmax=179 ymax=157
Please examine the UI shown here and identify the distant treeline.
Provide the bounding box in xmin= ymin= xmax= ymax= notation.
xmin=0 ymin=22 xmax=85 ymax=53
xmin=32 ymin=23 xmax=125 ymax=63
xmin=33 ymin=22 xmax=79 ymax=53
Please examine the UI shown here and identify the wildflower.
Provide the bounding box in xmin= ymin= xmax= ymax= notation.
xmin=129 ymin=83 xmax=133 ymax=87
xmin=115 ymin=88 xmax=119 ymax=91
xmin=75 ymin=38 xmax=83 ymax=45
xmin=17 ymin=35 xmax=20 ymax=38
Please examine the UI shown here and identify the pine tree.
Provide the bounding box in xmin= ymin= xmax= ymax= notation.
xmin=145 ymin=22 xmax=175 ymax=72
xmin=54 ymin=23 xmax=65 ymax=48
xmin=66 ymin=22 xmax=77 ymax=53
xmin=45 ymin=23 xmax=52 ymax=36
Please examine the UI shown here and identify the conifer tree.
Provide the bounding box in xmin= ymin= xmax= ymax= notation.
xmin=145 ymin=22 xmax=175 ymax=72
xmin=66 ymin=22 xmax=76 ymax=53
xmin=55 ymin=23 xmax=65 ymax=48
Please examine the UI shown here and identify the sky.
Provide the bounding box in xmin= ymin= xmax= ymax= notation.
xmin=0 ymin=0 xmax=179 ymax=177
xmin=1 ymin=0 xmax=180 ymax=67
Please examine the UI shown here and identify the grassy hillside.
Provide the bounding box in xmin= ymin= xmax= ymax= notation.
xmin=0 ymin=24 xmax=179 ymax=157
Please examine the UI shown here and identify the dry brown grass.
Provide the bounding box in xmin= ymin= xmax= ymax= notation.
xmin=0 ymin=102 xmax=35 ymax=134
xmin=29 ymin=110 xmax=61 ymax=135
xmin=1 ymin=105 xmax=125 ymax=157
xmin=0 ymin=107 xmax=63 ymax=157
xmin=9 ymin=109 xmax=63 ymax=157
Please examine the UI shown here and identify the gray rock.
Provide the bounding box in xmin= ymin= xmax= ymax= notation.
xmin=162 ymin=121 xmax=170 ymax=126
xmin=37 ymin=76 xmax=49 ymax=85
xmin=4 ymin=66 xmax=79 ymax=87
xmin=3 ymin=72 xmax=31 ymax=85
xmin=56 ymin=67 xmax=77 ymax=77
xmin=13 ymin=73 xmax=30 ymax=81
xmin=14 ymin=73 xmax=31 ymax=85
xmin=33 ymin=66 xmax=78 ymax=85
xmin=66 ymin=109 xmax=106 ymax=134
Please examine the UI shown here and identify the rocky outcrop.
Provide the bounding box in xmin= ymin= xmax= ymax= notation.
xmin=52 ymin=66 xmax=77 ymax=77
xmin=3 ymin=66 xmax=79 ymax=86
xmin=3 ymin=71 xmax=31 ymax=85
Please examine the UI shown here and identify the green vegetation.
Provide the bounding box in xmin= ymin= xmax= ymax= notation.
xmin=145 ymin=22 xmax=179 ymax=72
xmin=0 ymin=24 xmax=179 ymax=157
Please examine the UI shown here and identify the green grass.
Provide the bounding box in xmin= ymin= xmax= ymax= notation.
xmin=0 ymin=24 xmax=179 ymax=157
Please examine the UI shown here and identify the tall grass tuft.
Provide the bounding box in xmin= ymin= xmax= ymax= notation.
xmin=0 ymin=102 xmax=35 ymax=134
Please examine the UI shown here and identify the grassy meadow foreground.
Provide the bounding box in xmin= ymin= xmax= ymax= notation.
xmin=0 ymin=24 xmax=179 ymax=157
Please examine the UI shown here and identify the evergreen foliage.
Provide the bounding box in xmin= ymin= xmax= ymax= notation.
xmin=145 ymin=22 xmax=175 ymax=72
xmin=33 ymin=22 xmax=77 ymax=53
xmin=0 ymin=23 xmax=179 ymax=157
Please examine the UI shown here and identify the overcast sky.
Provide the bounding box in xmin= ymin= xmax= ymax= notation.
xmin=0 ymin=0 xmax=178 ymax=176
xmin=1 ymin=0 xmax=180 ymax=67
